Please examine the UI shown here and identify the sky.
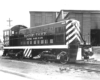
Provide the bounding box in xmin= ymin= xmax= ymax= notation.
xmin=0 ymin=0 xmax=100 ymax=41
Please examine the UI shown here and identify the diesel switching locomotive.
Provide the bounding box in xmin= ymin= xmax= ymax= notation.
xmin=3 ymin=19 xmax=93 ymax=64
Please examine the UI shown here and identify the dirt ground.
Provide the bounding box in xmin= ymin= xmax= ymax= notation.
xmin=0 ymin=48 xmax=100 ymax=80
xmin=0 ymin=56 xmax=100 ymax=80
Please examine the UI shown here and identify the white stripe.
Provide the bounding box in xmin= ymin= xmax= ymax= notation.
xmin=66 ymin=30 xmax=76 ymax=40
xmin=65 ymin=19 xmax=81 ymax=45
xmin=66 ymin=23 xmax=72 ymax=29
xmin=27 ymin=50 xmax=31 ymax=58
xmin=65 ymin=20 xmax=70 ymax=23
xmin=66 ymin=35 xmax=76 ymax=45
xmin=75 ymin=35 xmax=84 ymax=44
xmin=4 ymin=45 xmax=68 ymax=49
xmin=66 ymin=35 xmax=81 ymax=45
xmin=25 ymin=49 xmax=29 ymax=57
xmin=75 ymin=35 xmax=81 ymax=43
xmin=66 ymin=26 xmax=75 ymax=34
xmin=76 ymin=34 xmax=81 ymax=41
xmin=75 ymin=30 xmax=81 ymax=39
xmin=76 ymin=48 xmax=82 ymax=60
xmin=23 ymin=49 xmax=28 ymax=57
xmin=75 ymin=28 xmax=80 ymax=36
xmin=76 ymin=26 xmax=80 ymax=32
xmin=75 ymin=31 xmax=84 ymax=44
xmin=75 ymin=21 xmax=80 ymax=32
xmin=25 ymin=49 xmax=30 ymax=57
xmin=66 ymin=20 xmax=71 ymax=23
xmin=27 ymin=50 xmax=32 ymax=58
xmin=26 ymin=49 xmax=31 ymax=57
xmin=23 ymin=49 xmax=27 ymax=55
xmin=70 ymin=20 xmax=80 ymax=33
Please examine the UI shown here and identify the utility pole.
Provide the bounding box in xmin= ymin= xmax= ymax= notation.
xmin=7 ymin=18 xmax=12 ymax=27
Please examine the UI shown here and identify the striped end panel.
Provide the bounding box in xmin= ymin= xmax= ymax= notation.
xmin=65 ymin=19 xmax=82 ymax=46
xmin=23 ymin=49 xmax=32 ymax=58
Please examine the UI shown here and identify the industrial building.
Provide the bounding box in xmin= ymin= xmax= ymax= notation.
xmin=30 ymin=10 xmax=100 ymax=46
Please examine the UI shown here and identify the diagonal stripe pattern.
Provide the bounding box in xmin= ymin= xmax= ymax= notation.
xmin=66 ymin=19 xmax=83 ymax=46
xmin=23 ymin=49 xmax=32 ymax=58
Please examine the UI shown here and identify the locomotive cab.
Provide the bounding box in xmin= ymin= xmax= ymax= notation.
xmin=3 ymin=29 xmax=11 ymax=47
xmin=3 ymin=25 xmax=27 ymax=57
xmin=10 ymin=25 xmax=27 ymax=46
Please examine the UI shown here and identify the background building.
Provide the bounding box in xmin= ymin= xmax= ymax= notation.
xmin=30 ymin=10 xmax=100 ymax=46
xmin=30 ymin=11 xmax=59 ymax=27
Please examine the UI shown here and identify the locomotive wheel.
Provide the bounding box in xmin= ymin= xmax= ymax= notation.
xmin=39 ymin=51 xmax=49 ymax=61
xmin=17 ymin=54 xmax=24 ymax=59
xmin=59 ymin=51 xmax=69 ymax=64
xmin=15 ymin=51 xmax=24 ymax=59
xmin=43 ymin=57 xmax=48 ymax=62
xmin=29 ymin=55 xmax=33 ymax=59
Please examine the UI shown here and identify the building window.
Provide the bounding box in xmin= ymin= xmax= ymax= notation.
xmin=50 ymin=39 xmax=53 ymax=44
xmin=30 ymin=41 xmax=32 ymax=44
xmin=41 ymin=40 xmax=44 ymax=44
xmin=5 ymin=32 xmax=7 ymax=36
xmin=3 ymin=32 xmax=5 ymax=36
xmin=12 ymin=31 xmax=14 ymax=34
xmin=7 ymin=31 xmax=9 ymax=36
xmin=36 ymin=33 xmax=38 ymax=36
xmin=20 ymin=42 xmax=23 ymax=45
xmin=5 ymin=37 xmax=9 ymax=41
xmin=43 ymin=32 xmax=46 ymax=35
xmin=37 ymin=33 xmax=40 ymax=36
xmin=23 ymin=41 xmax=26 ymax=45
xmin=56 ymin=34 xmax=64 ymax=43
xmin=5 ymin=41 xmax=9 ymax=45
xmin=15 ymin=32 xmax=18 ymax=34
xmin=45 ymin=40 xmax=48 ymax=44
xmin=10 ymin=30 xmax=12 ymax=36
xmin=37 ymin=40 xmax=40 ymax=44
xmin=27 ymin=41 xmax=29 ymax=45
xmin=41 ymin=32 xmax=44 ymax=35
xmin=33 ymin=40 xmax=36 ymax=44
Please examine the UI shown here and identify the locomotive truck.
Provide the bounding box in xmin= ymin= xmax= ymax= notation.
xmin=3 ymin=19 xmax=93 ymax=64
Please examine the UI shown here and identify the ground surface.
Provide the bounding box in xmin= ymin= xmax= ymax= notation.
xmin=0 ymin=50 xmax=100 ymax=80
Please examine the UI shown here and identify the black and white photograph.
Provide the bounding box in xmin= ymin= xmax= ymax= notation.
xmin=0 ymin=0 xmax=100 ymax=80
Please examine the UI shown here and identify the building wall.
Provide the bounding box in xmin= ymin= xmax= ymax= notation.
xmin=30 ymin=12 xmax=57 ymax=27
xmin=91 ymin=13 xmax=100 ymax=29
xmin=82 ymin=13 xmax=91 ymax=44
